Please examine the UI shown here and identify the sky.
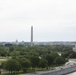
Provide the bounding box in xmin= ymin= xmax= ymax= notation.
xmin=0 ymin=0 xmax=76 ymax=42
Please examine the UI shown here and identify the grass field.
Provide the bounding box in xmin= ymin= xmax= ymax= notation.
xmin=70 ymin=59 xmax=76 ymax=62
xmin=0 ymin=59 xmax=7 ymax=62
xmin=0 ymin=73 xmax=19 ymax=75
xmin=0 ymin=57 xmax=11 ymax=63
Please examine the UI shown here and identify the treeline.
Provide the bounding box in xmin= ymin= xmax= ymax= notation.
xmin=0 ymin=45 xmax=74 ymax=74
xmin=0 ymin=45 xmax=73 ymax=57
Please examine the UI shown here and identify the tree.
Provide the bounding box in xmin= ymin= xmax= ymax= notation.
xmin=9 ymin=46 xmax=14 ymax=53
xmin=61 ymin=51 xmax=76 ymax=58
xmin=10 ymin=51 xmax=20 ymax=59
xmin=17 ymin=58 xmax=31 ymax=72
xmin=45 ymin=54 xmax=54 ymax=67
xmin=51 ymin=52 xmax=59 ymax=59
xmin=4 ymin=59 xmax=21 ymax=73
xmin=39 ymin=58 xmax=48 ymax=70
xmin=54 ymin=56 xmax=65 ymax=65
xmin=0 ymin=47 xmax=7 ymax=57
xmin=30 ymin=56 xmax=40 ymax=68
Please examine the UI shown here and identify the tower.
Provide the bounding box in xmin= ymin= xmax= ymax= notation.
xmin=31 ymin=26 xmax=33 ymax=46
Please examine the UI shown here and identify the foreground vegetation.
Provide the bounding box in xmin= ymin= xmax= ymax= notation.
xmin=0 ymin=44 xmax=75 ymax=74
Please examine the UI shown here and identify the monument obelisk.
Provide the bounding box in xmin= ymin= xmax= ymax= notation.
xmin=31 ymin=26 xmax=33 ymax=46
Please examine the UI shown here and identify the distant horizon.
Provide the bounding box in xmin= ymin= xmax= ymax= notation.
xmin=0 ymin=40 xmax=76 ymax=42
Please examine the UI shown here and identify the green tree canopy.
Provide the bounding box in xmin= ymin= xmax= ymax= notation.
xmin=4 ymin=59 xmax=21 ymax=73
xmin=54 ymin=56 xmax=65 ymax=65
xmin=39 ymin=58 xmax=48 ymax=70
xmin=30 ymin=56 xmax=40 ymax=68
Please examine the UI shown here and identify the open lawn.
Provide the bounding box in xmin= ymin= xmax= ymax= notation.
xmin=0 ymin=59 xmax=7 ymax=62
xmin=0 ymin=57 xmax=11 ymax=63
xmin=70 ymin=59 xmax=76 ymax=62
xmin=0 ymin=72 xmax=28 ymax=75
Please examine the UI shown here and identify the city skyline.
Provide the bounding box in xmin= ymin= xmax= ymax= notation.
xmin=0 ymin=0 xmax=76 ymax=42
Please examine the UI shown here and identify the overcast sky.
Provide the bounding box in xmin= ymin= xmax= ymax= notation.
xmin=0 ymin=0 xmax=76 ymax=42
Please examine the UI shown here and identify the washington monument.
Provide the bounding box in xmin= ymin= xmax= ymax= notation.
xmin=31 ymin=26 xmax=33 ymax=46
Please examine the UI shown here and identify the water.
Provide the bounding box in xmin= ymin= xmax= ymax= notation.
xmin=66 ymin=71 xmax=76 ymax=75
